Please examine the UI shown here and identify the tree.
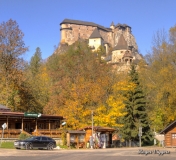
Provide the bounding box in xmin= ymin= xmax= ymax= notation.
xmin=120 ymin=64 xmax=153 ymax=146
xmin=44 ymin=41 xmax=114 ymax=129
xmin=139 ymin=27 xmax=176 ymax=131
xmin=0 ymin=19 xmax=28 ymax=109
xmin=29 ymin=47 xmax=42 ymax=76
xmin=93 ymin=79 xmax=134 ymax=128
xmin=23 ymin=47 xmax=50 ymax=113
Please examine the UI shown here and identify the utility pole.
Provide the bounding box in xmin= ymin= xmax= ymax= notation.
xmin=90 ymin=110 xmax=94 ymax=149
xmin=139 ymin=126 xmax=142 ymax=147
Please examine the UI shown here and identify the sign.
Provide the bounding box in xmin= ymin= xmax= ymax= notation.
xmin=139 ymin=127 xmax=142 ymax=136
xmin=2 ymin=123 xmax=7 ymax=129
xmin=24 ymin=113 xmax=42 ymax=118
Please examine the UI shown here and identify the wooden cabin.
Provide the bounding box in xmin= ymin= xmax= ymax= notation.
xmin=79 ymin=126 xmax=116 ymax=148
xmin=160 ymin=120 xmax=176 ymax=147
xmin=0 ymin=105 xmax=63 ymax=139
xmin=66 ymin=130 xmax=86 ymax=148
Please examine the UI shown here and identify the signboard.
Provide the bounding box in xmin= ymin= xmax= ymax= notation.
xmin=24 ymin=113 xmax=42 ymax=118
xmin=139 ymin=127 xmax=142 ymax=136
xmin=2 ymin=123 xmax=7 ymax=129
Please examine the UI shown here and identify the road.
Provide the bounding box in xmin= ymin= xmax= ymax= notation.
xmin=0 ymin=147 xmax=176 ymax=160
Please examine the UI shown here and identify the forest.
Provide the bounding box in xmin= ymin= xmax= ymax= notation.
xmin=1 ymin=19 xmax=176 ymax=144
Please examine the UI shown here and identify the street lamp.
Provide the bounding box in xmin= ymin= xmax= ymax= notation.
xmin=90 ymin=110 xmax=94 ymax=149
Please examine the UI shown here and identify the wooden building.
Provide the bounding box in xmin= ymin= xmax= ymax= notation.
xmin=160 ymin=120 xmax=176 ymax=147
xmin=66 ymin=130 xmax=86 ymax=148
xmin=0 ymin=105 xmax=63 ymax=138
xmin=79 ymin=126 xmax=116 ymax=148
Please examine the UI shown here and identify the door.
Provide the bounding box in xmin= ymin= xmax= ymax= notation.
xmin=15 ymin=123 xmax=21 ymax=129
xmin=41 ymin=136 xmax=48 ymax=148
xmin=171 ymin=133 xmax=176 ymax=146
xmin=32 ymin=136 xmax=42 ymax=148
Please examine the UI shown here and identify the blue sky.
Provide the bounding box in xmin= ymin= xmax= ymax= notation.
xmin=0 ymin=0 xmax=176 ymax=61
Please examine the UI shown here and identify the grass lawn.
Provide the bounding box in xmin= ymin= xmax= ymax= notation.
xmin=0 ymin=141 xmax=15 ymax=149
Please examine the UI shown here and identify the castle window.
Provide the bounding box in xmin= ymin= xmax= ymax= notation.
xmin=94 ymin=40 xmax=96 ymax=42
xmin=119 ymin=59 xmax=121 ymax=62
xmin=121 ymin=51 xmax=123 ymax=53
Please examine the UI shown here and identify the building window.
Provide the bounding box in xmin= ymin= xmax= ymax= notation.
xmin=172 ymin=134 xmax=176 ymax=139
xmin=121 ymin=51 xmax=123 ymax=53
xmin=94 ymin=40 xmax=96 ymax=42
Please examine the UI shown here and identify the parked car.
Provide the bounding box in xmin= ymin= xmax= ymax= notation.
xmin=14 ymin=136 xmax=56 ymax=150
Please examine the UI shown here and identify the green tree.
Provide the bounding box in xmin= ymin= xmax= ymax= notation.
xmin=120 ymin=64 xmax=153 ymax=146
xmin=23 ymin=47 xmax=49 ymax=113
xmin=30 ymin=47 xmax=42 ymax=76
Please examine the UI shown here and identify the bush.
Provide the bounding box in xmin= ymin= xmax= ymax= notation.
xmin=60 ymin=129 xmax=67 ymax=145
xmin=19 ymin=132 xmax=31 ymax=140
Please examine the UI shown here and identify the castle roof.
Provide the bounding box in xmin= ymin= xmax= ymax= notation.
xmin=113 ymin=34 xmax=128 ymax=50
xmin=89 ymin=28 xmax=102 ymax=39
xmin=116 ymin=23 xmax=131 ymax=28
xmin=110 ymin=21 xmax=114 ymax=26
xmin=123 ymin=51 xmax=133 ymax=58
xmin=60 ymin=19 xmax=111 ymax=32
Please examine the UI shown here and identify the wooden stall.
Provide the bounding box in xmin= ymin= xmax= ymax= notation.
xmin=160 ymin=120 xmax=176 ymax=147
xmin=67 ymin=130 xmax=86 ymax=149
xmin=79 ymin=126 xmax=116 ymax=148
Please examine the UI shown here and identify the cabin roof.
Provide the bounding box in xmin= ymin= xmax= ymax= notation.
xmin=79 ymin=126 xmax=116 ymax=132
xmin=160 ymin=120 xmax=176 ymax=134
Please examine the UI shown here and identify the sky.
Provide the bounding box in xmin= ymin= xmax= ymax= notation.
xmin=0 ymin=0 xmax=176 ymax=61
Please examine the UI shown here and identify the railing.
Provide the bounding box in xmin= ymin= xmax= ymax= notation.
xmin=0 ymin=129 xmax=21 ymax=138
xmin=32 ymin=129 xmax=62 ymax=138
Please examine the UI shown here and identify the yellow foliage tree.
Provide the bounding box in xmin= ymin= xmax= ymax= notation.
xmin=93 ymin=80 xmax=135 ymax=128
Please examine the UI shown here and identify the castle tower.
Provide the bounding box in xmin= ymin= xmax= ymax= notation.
xmin=122 ymin=50 xmax=133 ymax=65
xmin=110 ymin=21 xmax=115 ymax=30
xmin=111 ymin=34 xmax=129 ymax=63
xmin=88 ymin=28 xmax=104 ymax=51
xmin=60 ymin=20 xmax=72 ymax=44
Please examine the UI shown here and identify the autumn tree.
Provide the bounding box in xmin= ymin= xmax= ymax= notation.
xmin=44 ymin=41 xmax=115 ymax=129
xmin=93 ymin=77 xmax=134 ymax=128
xmin=139 ymin=26 xmax=176 ymax=132
xmin=120 ymin=64 xmax=153 ymax=146
xmin=0 ymin=19 xmax=28 ymax=110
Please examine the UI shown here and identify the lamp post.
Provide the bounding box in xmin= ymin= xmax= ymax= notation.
xmin=139 ymin=126 xmax=142 ymax=147
xmin=90 ymin=110 xmax=94 ymax=149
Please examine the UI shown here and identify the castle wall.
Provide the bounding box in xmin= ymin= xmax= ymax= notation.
xmin=112 ymin=50 xmax=126 ymax=63
xmin=61 ymin=23 xmax=96 ymax=45
xmin=60 ymin=23 xmax=112 ymax=46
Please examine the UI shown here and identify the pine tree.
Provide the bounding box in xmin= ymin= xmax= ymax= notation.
xmin=30 ymin=47 xmax=42 ymax=76
xmin=120 ymin=64 xmax=153 ymax=146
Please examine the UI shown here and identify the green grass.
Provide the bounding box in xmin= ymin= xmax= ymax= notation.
xmin=0 ymin=141 xmax=15 ymax=149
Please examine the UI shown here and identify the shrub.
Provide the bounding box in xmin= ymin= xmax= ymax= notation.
xmin=19 ymin=132 xmax=31 ymax=140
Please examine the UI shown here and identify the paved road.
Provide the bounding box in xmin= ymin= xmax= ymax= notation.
xmin=0 ymin=147 xmax=176 ymax=160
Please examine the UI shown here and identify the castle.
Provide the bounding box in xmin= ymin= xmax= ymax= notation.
xmin=58 ymin=19 xmax=142 ymax=71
